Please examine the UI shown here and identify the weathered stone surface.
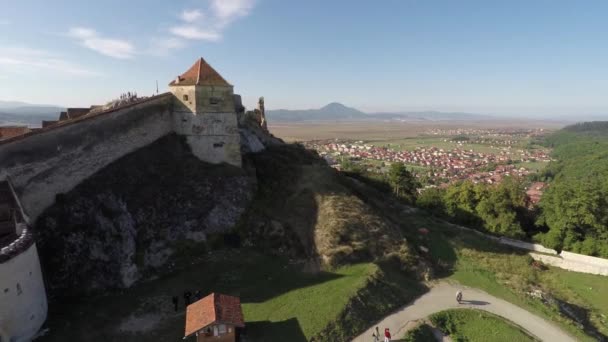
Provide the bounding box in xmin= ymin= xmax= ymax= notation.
xmin=35 ymin=135 xmax=254 ymax=295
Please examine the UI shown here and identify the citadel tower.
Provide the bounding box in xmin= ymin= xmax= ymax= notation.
xmin=170 ymin=58 xmax=242 ymax=167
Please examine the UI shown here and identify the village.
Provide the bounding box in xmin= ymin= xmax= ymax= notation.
xmin=302 ymin=128 xmax=552 ymax=202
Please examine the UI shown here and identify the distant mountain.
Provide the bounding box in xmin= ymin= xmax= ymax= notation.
xmin=0 ymin=101 xmax=64 ymax=127
xmin=267 ymin=102 xmax=367 ymax=122
xmin=266 ymin=103 xmax=496 ymax=122
xmin=0 ymin=100 xmax=31 ymax=109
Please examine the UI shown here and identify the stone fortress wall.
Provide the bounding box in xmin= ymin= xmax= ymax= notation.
xmin=0 ymin=93 xmax=175 ymax=221
xmin=0 ymin=176 xmax=47 ymax=342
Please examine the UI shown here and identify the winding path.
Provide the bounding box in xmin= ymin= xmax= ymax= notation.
xmin=352 ymin=282 xmax=576 ymax=342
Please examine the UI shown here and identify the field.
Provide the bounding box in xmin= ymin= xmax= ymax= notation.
xmin=428 ymin=309 xmax=536 ymax=341
xmin=39 ymin=250 xmax=377 ymax=342
xmin=269 ymin=120 xmax=564 ymax=142
xmin=370 ymin=136 xmax=503 ymax=154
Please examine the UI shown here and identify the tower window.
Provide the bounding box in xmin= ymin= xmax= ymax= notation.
xmin=17 ymin=283 xmax=22 ymax=295
xmin=210 ymin=97 xmax=221 ymax=105
xmin=183 ymin=94 xmax=189 ymax=101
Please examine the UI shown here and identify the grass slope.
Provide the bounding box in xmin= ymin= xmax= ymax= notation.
xmin=429 ymin=309 xmax=536 ymax=342
xmin=404 ymin=211 xmax=608 ymax=341
xmin=40 ymin=250 xmax=376 ymax=342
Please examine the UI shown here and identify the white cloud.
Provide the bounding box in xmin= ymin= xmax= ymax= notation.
xmin=0 ymin=46 xmax=99 ymax=76
xmin=168 ymin=0 xmax=255 ymax=42
xmin=169 ymin=26 xmax=220 ymax=41
xmin=181 ymin=9 xmax=204 ymax=23
xmin=68 ymin=27 xmax=135 ymax=59
xmin=211 ymin=0 xmax=255 ymax=23
xmin=148 ymin=37 xmax=186 ymax=56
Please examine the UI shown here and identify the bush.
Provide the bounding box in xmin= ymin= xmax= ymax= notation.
xmin=402 ymin=324 xmax=436 ymax=342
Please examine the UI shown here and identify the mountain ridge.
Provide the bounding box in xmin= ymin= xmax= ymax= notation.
xmin=267 ymin=102 xmax=496 ymax=122
xmin=0 ymin=101 xmax=65 ymax=126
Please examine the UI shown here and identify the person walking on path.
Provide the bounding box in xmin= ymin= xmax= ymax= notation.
xmin=384 ymin=328 xmax=391 ymax=342
xmin=456 ymin=290 xmax=463 ymax=303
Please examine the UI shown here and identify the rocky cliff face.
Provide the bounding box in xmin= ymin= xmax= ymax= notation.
xmin=36 ymin=134 xmax=254 ymax=296
xmin=34 ymin=126 xmax=417 ymax=297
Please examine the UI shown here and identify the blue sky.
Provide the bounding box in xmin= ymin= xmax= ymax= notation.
xmin=1 ymin=0 xmax=608 ymax=117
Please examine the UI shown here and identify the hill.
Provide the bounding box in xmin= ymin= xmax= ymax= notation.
xmin=35 ymin=133 xmax=426 ymax=341
xmin=0 ymin=100 xmax=64 ymax=126
xmin=267 ymin=102 xmax=368 ymax=122
xmin=33 ymin=132 xmax=608 ymax=341
xmin=266 ymin=102 xmax=496 ymax=122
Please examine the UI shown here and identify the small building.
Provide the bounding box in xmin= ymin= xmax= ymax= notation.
xmin=184 ymin=293 xmax=245 ymax=342
xmin=0 ymin=126 xmax=31 ymax=141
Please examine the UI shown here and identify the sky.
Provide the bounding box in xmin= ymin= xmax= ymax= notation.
xmin=1 ymin=0 xmax=608 ymax=118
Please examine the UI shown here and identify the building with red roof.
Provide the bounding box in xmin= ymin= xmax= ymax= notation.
xmin=184 ymin=293 xmax=245 ymax=342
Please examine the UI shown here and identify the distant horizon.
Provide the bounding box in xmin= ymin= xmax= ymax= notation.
xmin=1 ymin=98 xmax=607 ymax=122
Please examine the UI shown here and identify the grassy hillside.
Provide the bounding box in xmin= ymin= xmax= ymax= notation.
xmin=429 ymin=309 xmax=537 ymax=342
xmin=39 ymin=250 xmax=424 ymax=342
xmin=240 ymin=144 xmax=417 ymax=271
xmin=35 ymin=138 xmax=608 ymax=342
xmin=403 ymin=210 xmax=608 ymax=341
xmin=38 ymin=141 xmax=426 ymax=341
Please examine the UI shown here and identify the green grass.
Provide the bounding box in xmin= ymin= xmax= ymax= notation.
xmin=513 ymin=160 xmax=549 ymax=172
xmin=372 ymin=137 xmax=504 ymax=155
xmin=401 ymin=323 xmax=437 ymax=342
xmin=39 ymin=250 xmax=377 ymax=342
xmin=402 ymin=212 xmax=605 ymax=341
xmin=429 ymin=309 xmax=537 ymax=342
xmin=242 ymin=263 xmax=374 ymax=340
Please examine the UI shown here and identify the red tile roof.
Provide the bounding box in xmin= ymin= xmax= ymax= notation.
xmin=184 ymin=293 xmax=245 ymax=338
xmin=169 ymin=58 xmax=231 ymax=87
xmin=0 ymin=126 xmax=31 ymax=140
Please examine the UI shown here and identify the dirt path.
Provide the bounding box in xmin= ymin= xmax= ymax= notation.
xmin=352 ymin=282 xmax=576 ymax=342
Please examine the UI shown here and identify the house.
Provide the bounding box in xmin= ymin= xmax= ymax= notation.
xmin=0 ymin=126 xmax=31 ymax=141
xmin=184 ymin=293 xmax=245 ymax=342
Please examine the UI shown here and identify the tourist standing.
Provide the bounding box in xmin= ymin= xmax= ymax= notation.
xmin=384 ymin=328 xmax=391 ymax=342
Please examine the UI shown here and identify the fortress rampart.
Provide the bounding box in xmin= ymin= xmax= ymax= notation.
xmin=0 ymin=93 xmax=175 ymax=221
xmin=0 ymin=58 xmax=251 ymax=222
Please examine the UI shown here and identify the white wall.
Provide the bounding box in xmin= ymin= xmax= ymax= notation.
xmin=530 ymin=253 xmax=608 ymax=276
xmin=0 ymin=244 xmax=47 ymax=342
xmin=499 ymin=237 xmax=558 ymax=255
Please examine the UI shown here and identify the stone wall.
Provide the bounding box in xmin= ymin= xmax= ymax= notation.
xmin=173 ymin=112 xmax=241 ymax=167
xmin=530 ymin=253 xmax=608 ymax=276
xmin=0 ymin=243 xmax=47 ymax=342
xmin=498 ymin=237 xmax=558 ymax=255
xmin=447 ymin=222 xmax=608 ymax=276
xmin=0 ymin=94 xmax=174 ymax=221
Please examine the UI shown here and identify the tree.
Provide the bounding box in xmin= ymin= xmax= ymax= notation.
xmin=416 ymin=187 xmax=445 ymax=215
xmin=475 ymin=177 xmax=527 ymax=238
xmin=388 ymin=163 xmax=418 ymax=204
xmin=442 ymin=181 xmax=481 ymax=227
